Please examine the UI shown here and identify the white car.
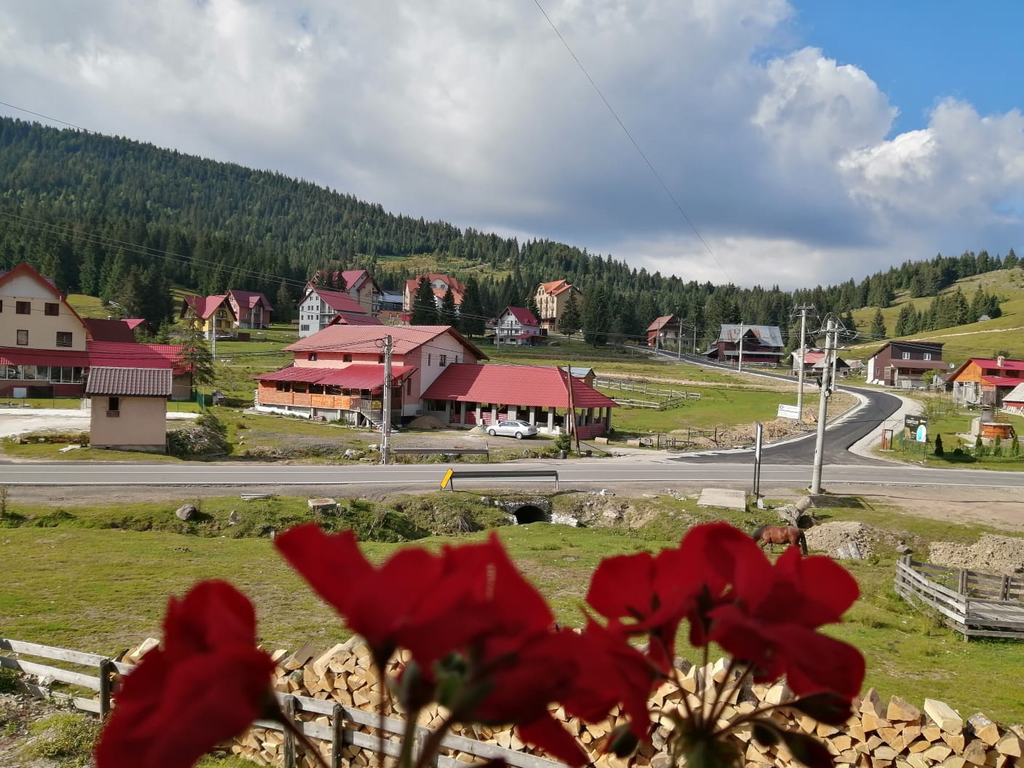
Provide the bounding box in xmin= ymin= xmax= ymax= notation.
xmin=487 ymin=420 xmax=539 ymax=439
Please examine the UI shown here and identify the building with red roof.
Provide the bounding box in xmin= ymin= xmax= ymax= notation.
xmin=226 ymin=289 xmax=273 ymax=329
xmin=0 ymin=262 xmax=190 ymax=400
xmin=309 ymin=269 xmax=382 ymax=314
xmin=534 ymin=279 xmax=582 ymax=332
xmin=947 ymin=356 xmax=1024 ymax=407
xmin=180 ymin=294 xmax=236 ymax=339
xmin=646 ymin=315 xmax=682 ymax=349
xmin=402 ymin=274 xmax=466 ymax=313
xmin=422 ymin=363 xmax=616 ymax=437
xmin=298 ymin=285 xmax=374 ymax=338
xmin=493 ymin=306 xmax=542 ymax=346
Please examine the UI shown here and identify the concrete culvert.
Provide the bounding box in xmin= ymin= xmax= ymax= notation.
xmin=512 ymin=505 xmax=548 ymax=524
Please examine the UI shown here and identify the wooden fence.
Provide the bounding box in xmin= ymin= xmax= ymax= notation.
xmin=893 ymin=557 xmax=1024 ymax=640
xmin=0 ymin=638 xmax=563 ymax=768
xmin=594 ymin=378 xmax=701 ymax=410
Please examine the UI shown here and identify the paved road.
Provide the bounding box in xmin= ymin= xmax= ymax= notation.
xmin=1 ymin=459 xmax=1022 ymax=490
xmin=678 ymin=385 xmax=902 ymax=465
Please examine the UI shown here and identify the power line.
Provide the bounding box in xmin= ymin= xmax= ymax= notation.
xmin=530 ymin=0 xmax=736 ymax=285
xmin=0 ymin=100 xmax=90 ymax=132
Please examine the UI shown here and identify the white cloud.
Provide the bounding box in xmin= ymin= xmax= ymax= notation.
xmin=0 ymin=0 xmax=1021 ymax=287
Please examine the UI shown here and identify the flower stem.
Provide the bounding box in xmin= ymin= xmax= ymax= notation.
xmin=411 ymin=713 xmax=456 ymax=768
xmin=703 ymin=658 xmax=737 ymax=730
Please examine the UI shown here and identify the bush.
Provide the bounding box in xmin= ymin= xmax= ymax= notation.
xmin=974 ymin=434 xmax=986 ymax=457
xmin=934 ymin=434 xmax=944 ymax=457
xmin=1012 ymin=434 xmax=1021 ymax=457
xmin=993 ymin=435 xmax=1003 ymax=457
xmin=26 ymin=714 xmax=99 ymax=767
xmin=554 ymin=433 xmax=572 ymax=454
xmin=167 ymin=411 xmax=231 ymax=457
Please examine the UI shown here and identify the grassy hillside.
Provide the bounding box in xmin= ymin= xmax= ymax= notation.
xmin=847 ymin=266 xmax=1024 ymax=361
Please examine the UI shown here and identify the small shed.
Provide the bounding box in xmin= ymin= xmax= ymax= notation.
xmin=85 ymin=366 xmax=173 ymax=452
xmin=1003 ymin=383 xmax=1024 ymax=415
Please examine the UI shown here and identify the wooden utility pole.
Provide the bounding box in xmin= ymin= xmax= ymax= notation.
xmin=565 ymin=364 xmax=580 ymax=454
xmin=737 ymin=321 xmax=745 ymax=372
xmin=677 ymin=316 xmax=682 ymax=359
xmin=810 ymin=317 xmax=836 ymax=494
xmin=211 ymin=311 xmax=217 ymax=361
xmin=380 ymin=334 xmax=393 ymax=465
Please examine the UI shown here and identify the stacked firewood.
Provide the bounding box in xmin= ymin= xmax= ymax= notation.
xmin=121 ymin=639 xmax=1023 ymax=768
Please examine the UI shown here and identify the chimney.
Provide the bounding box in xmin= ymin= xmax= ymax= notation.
xmin=997 ymin=355 xmax=1006 ymax=368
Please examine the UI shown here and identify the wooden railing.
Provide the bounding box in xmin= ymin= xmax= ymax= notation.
xmin=894 ymin=557 xmax=1024 ymax=640
xmin=257 ymin=389 xmax=371 ymax=412
xmin=0 ymin=638 xmax=563 ymax=768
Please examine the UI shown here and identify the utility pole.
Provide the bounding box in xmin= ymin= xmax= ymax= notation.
xmin=380 ymin=334 xmax=393 ymax=465
xmin=211 ymin=311 xmax=217 ymax=361
xmin=676 ymin=316 xmax=682 ymax=360
xmin=793 ymin=305 xmax=813 ymax=422
xmin=737 ymin=321 xmax=745 ymax=372
xmin=810 ymin=317 xmax=836 ymax=495
xmin=565 ymin=364 xmax=580 ymax=455
xmin=692 ymin=323 xmax=697 ymax=355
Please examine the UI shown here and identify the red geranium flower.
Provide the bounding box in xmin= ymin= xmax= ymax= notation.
xmin=95 ymin=580 xmax=275 ymax=768
xmin=274 ymin=524 xmax=444 ymax=668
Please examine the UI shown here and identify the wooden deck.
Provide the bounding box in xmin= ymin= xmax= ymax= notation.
xmin=894 ymin=556 xmax=1024 ymax=640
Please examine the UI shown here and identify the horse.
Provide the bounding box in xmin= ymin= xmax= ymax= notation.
xmin=752 ymin=524 xmax=807 ymax=555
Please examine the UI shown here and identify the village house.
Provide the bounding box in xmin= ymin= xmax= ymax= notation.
xmin=0 ymin=262 xmax=190 ymax=401
xmin=947 ymin=356 xmax=1024 ymax=407
xmin=421 ymin=364 xmax=616 ymax=437
xmin=254 ymin=323 xmax=617 ymax=435
xmin=180 ymin=294 xmax=237 ymax=339
xmin=402 ymin=274 xmax=465 ymax=313
xmin=298 ymin=285 xmax=374 ymax=338
xmin=492 ymin=306 xmax=542 ymax=345
xmin=864 ymin=341 xmax=946 ymax=388
xmin=255 ymin=325 xmax=483 ymax=427
xmin=790 ymin=348 xmax=851 ymax=378
xmin=85 ymin=367 xmax=173 ymax=452
xmin=1002 ymin=383 xmax=1024 ymax=415
xmin=534 ymin=280 xmax=581 ymax=332
xmin=646 ymin=315 xmax=682 ymax=350
xmin=705 ymin=324 xmax=785 ymax=365
xmin=312 ymin=269 xmax=382 ymax=313
xmin=225 ymin=289 xmax=273 ymax=329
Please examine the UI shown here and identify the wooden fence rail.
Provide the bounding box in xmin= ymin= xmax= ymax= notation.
xmin=894 ymin=557 xmax=1024 ymax=641
xmin=0 ymin=638 xmax=563 ymax=768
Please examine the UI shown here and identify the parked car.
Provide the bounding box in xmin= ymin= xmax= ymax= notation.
xmin=487 ymin=420 xmax=538 ymax=439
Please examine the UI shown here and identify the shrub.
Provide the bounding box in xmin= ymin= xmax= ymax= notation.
xmin=554 ymin=432 xmax=572 ymax=454
xmin=1012 ymin=434 xmax=1021 ymax=457
xmin=974 ymin=434 xmax=986 ymax=457
xmin=993 ymin=435 xmax=1003 ymax=457
xmin=934 ymin=434 xmax=944 ymax=456
xmin=167 ymin=411 xmax=231 ymax=458
xmin=26 ymin=714 xmax=100 ymax=767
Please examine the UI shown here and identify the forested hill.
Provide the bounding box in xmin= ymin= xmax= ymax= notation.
xmin=0 ymin=116 xmax=1017 ymax=343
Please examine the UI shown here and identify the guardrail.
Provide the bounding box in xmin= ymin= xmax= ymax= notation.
xmin=392 ymin=447 xmax=489 ymax=460
xmin=894 ymin=557 xmax=1024 ymax=640
xmin=445 ymin=468 xmax=559 ymax=491
xmin=0 ymin=638 xmax=563 ymax=768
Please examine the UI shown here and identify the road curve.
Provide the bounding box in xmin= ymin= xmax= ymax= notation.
xmin=1 ymin=459 xmax=1022 ymax=490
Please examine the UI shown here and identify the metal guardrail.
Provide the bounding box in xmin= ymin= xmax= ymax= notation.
xmin=0 ymin=638 xmax=564 ymax=768
xmin=392 ymin=447 xmax=489 ymax=459
xmin=446 ymin=468 xmax=559 ymax=490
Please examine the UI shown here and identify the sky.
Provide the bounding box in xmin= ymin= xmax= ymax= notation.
xmin=0 ymin=0 xmax=1022 ymax=288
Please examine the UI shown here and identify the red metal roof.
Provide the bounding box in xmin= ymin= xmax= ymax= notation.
xmin=183 ymin=294 xmax=230 ymax=320
xmin=539 ymin=279 xmax=574 ymax=296
xmin=287 ymin=325 xmax=487 ymax=360
xmin=227 ymin=289 xmax=273 ymax=311
xmin=646 ymin=315 xmax=676 ymax=332
xmin=501 ymin=306 xmax=539 ymax=326
xmin=329 ymin=312 xmax=384 ymax=327
xmin=422 ymin=363 xmax=617 ymax=409
xmin=309 ymin=287 xmax=369 ymax=314
xmin=971 ymin=358 xmax=1024 ymax=371
xmin=258 ymin=364 xmax=414 ymax=393
xmin=0 ymin=346 xmax=90 ymax=367
xmin=123 ymin=318 xmax=146 ymax=330
xmin=83 ymin=318 xmax=137 ymax=343
xmin=87 ymin=341 xmax=183 ymax=373
xmin=85 ymin=367 xmax=172 ymax=397
xmin=981 ymin=375 xmax=1024 ymax=387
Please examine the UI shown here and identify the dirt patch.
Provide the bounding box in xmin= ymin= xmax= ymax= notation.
xmin=407 ymin=415 xmax=446 ymax=430
xmin=804 ymin=521 xmax=914 ymax=559
xmin=928 ymin=534 xmax=1024 ymax=575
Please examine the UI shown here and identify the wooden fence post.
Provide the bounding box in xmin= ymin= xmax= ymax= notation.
xmin=1001 ymin=575 xmax=1011 ymax=601
xmin=957 ymin=569 xmax=968 ymax=595
xmin=282 ymin=696 xmax=297 ymax=768
xmin=98 ymin=659 xmax=115 ymax=720
xmin=331 ymin=704 xmax=346 ymax=768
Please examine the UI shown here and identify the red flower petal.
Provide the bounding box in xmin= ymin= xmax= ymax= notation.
xmin=586 ymin=552 xmax=656 ymax=623
xmin=517 ymin=713 xmax=590 ymax=767
xmin=274 ymin=525 xmax=372 ymax=617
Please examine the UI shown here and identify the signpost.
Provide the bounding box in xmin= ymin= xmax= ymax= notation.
xmin=916 ymin=424 xmax=928 ymax=443
xmin=440 ymin=468 xmax=454 ymax=491
xmin=777 ymin=404 xmax=801 ymax=420
xmin=752 ymin=422 xmax=764 ymax=500
xmin=904 ymin=414 xmax=928 ymax=431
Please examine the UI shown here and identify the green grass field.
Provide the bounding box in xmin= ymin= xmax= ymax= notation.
xmin=1 ymin=491 xmax=1022 ymax=722
xmin=848 ymin=267 xmax=1024 ymax=361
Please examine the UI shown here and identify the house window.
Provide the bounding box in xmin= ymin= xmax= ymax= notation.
xmin=300 ymin=324 xmax=310 ymax=331
xmin=923 ymin=353 xmax=932 ymax=361
xmin=44 ymin=302 xmax=59 ymax=316
xmin=308 ymin=353 xmax=318 ymax=361
xmin=16 ymin=301 xmax=30 ymax=315
xmin=901 ymin=352 xmax=911 ymax=360
xmin=56 ymin=332 xmax=73 ymax=348
xmin=440 ymin=354 xmax=447 ymax=366
xmin=0 ymin=300 xmax=3 ymax=311
xmin=343 ymin=354 xmax=352 ymax=363
xmin=107 ymin=397 xmax=120 ymax=417
xmin=427 ymin=353 xmax=432 ymax=366
xmin=16 ymin=330 xmax=28 ymax=346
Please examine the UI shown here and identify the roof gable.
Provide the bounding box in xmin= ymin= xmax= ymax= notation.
xmin=309 ymin=286 xmax=368 ymax=314
xmin=227 ymin=289 xmax=274 ymax=311
xmin=422 ymin=363 xmax=615 ymax=409
xmin=647 ymin=315 xmax=677 ymax=332
xmin=182 ymin=294 xmax=233 ymax=320
xmin=83 ymin=318 xmax=137 ymax=343
xmin=0 ymin=262 xmax=89 ymax=333
xmin=717 ymin=324 xmax=783 ymax=347
xmin=500 ymin=306 xmax=539 ymax=326
xmin=285 ymin=324 xmax=487 ymax=360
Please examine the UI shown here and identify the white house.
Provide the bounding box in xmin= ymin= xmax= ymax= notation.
xmin=494 ymin=306 xmax=541 ymax=345
xmin=298 ymin=286 xmax=372 ymax=338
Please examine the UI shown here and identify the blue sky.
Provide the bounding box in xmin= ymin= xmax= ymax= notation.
xmin=0 ymin=0 xmax=1022 ymax=286
xmin=791 ymin=1 xmax=1024 ymax=134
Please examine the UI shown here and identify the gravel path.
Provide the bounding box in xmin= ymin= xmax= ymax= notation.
xmin=0 ymin=407 xmax=197 ymax=438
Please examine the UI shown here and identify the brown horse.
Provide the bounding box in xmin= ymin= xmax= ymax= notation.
xmin=752 ymin=524 xmax=808 ymax=555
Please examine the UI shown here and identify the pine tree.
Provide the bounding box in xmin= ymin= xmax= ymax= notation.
xmin=934 ymin=434 xmax=943 ymax=457
xmin=411 ymin=277 xmax=439 ymax=325
xmin=894 ymin=304 xmax=916 ymax=336
xmin=870 ymin=308 xmax=886 ymax=340
xmin=558 ymin=291 xmax=582 ymax=339
xmin=952 ymin=288 xmax=970 ymax=326
xmin=180 ymin=328 xmax=215 ymax=393
xmin=582 ymin=286 xmax=610 ymax=347
xmin=1005 ymin=248 xmax=1020 ymax=269
xmin=459 ymin=277 xmax=486 ymax=336
xmin=439 ymin=286 xmax=458 ymax=327
xmin=275 ymin=281 xmax=293 ymax=323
